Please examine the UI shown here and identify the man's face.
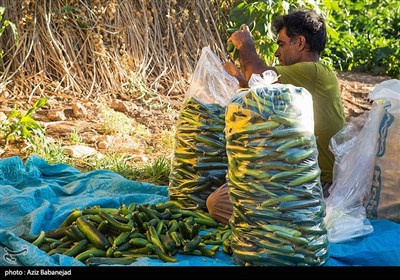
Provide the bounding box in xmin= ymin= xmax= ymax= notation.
xmin=274 ymin=28 xmax=301 ymax=66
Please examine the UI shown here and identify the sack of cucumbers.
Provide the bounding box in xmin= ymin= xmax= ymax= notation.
xmin=168 ymin=47 xmax=239 ymax=210
xmin=226 ymin=71 xmax=329 ymax=266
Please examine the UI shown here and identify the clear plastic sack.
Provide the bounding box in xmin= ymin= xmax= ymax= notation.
xmin=323 ymin=80 xmax=400 ymax=243
xmin=227 ymin=71 xmax=329 ymax=266
xmin=185 ymin=47 xmax=239 ymax=105
xmin=329 ymin=113 xmax=367 ymax=180
xmin=169 ymin=47 xmax=239 ymax=210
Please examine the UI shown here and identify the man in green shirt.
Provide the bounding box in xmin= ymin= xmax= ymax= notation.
xmin=206 ymin=9 xmax=346 ymax=224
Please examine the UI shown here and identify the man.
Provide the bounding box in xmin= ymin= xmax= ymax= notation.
xmin=206 ymin=9 xmax=346 ymax=224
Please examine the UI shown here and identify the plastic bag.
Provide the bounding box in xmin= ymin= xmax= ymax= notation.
xmin=185 ymin=47 xmax=239 ymax=105
xmin=365 ymin=79 xmax=400 ymax=223
xmin=324 ymin=83 xmax=393 ymax=243
xmin=169 ymin=47 xmax=239 ymax=210
xmin=248 ymin=69 xmax=279 ymax=87
xmin=329 ymin=113 xmax=367 ymax=180
xmin=227 ymin=71 xmax=329 ymax=266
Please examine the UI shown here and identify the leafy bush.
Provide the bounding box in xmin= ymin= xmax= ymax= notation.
xmin=325 ymin=0 xmax=400 ymax=78
xmin=0 ymin=98 xmax=47 ymax=144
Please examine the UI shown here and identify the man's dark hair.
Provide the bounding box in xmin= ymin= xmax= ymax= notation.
xmin=273 ymin=9 xmax=327 ymax=54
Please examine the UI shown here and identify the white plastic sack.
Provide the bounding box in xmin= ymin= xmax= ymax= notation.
xmin=365 ymin=79 xmax=400 ymax=223
xmin=325 ymin=79 xmax=400 ymax=243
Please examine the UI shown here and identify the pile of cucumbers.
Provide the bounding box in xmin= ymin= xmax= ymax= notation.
xmin=225 ymin=85 xmax=330 ymax=266
xmin=169 ymin=96 xmax=228 ymax=210
xmin=21 ymin=201 xmax=232 ymax=265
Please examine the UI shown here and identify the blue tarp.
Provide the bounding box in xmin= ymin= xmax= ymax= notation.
xmin=1 ymin=155 xmax=399 ymax=267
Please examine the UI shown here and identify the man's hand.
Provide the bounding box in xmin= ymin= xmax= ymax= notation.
xmin=223 ymin=61 xmax=248 ymax=88
xmin=227 ymin=24 xmax=254 ymax=51
xmin=226 ymin=23 xmax=269 ymax=83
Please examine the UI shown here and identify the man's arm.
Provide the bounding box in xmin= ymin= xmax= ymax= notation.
xmin=238 ymin=47 xmax=273 ymax=81
xmin=228 ymin=24 xmax=277 ymax=82
xmin=223 ymin=61 xmax=248 ymax=88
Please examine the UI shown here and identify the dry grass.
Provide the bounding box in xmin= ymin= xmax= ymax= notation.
xmin=0 ymin=0 xmax=231 ymax=107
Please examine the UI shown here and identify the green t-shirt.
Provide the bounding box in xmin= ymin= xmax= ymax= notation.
xmin=275 ymin=62 xmax=345 ymax=183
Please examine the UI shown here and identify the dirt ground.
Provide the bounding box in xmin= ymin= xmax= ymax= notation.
xmin=0 ymin=71 xmax=392 ymax=163
xmin=336 ymin=72 xmax=390 ymax=121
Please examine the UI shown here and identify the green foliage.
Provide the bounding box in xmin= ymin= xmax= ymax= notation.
xmin=0 ymin=98 xmax=48 ymax=144
xmin=0 ymin=6 xmax=17 ymax=66
xmin=0 ymin=7 xmax=17 ymax=38
xmin=224 ymin=0 xmax=400 ymax=78
xmin=324 ymin=0 xmax=400 ymax=78
xmin=225 ymin=0 xmax=321 ymax=65
xmin=29 ymin=137 xmax=72 ymax=166
xmin=77 ymin=153 xmax=170 ymax=186
xmin=69 ymin=127 xmax=83 ymax=144
xmin=27 ymin=139 xmax=170 ymax=186
xmin=132 ymin=157 xmax=171 ymax=186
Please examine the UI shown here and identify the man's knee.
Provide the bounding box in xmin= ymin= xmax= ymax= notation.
xmin=206 ymin=189 xmax=218 ymax=218
xmin=206 ymin=183 xmax=232 ymax=224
